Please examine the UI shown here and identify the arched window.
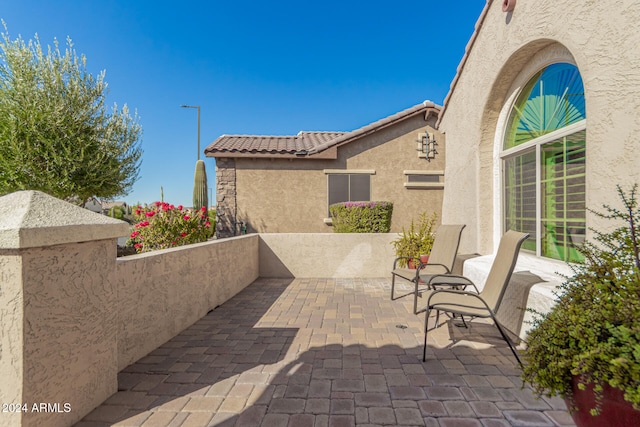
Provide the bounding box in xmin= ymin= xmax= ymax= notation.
xmin=502 ymin=63 xmax=586 ymax=262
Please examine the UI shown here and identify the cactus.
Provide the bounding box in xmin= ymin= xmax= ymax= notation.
xmin=192 ymin=159 xmax=208 ymax=211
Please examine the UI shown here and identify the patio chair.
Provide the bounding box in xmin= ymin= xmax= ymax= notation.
xmin=420 ymin=230 xmax=529 ymax=367
xmin=391 ymin=224 xmax=466 ymax=314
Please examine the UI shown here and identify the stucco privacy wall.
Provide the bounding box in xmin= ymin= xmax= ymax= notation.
xmin=259 ymin=233 xmax=397 ymax=278
xmin=234 ymin=115 xmax=445 ymax=234
xmin=116 ymin=234 xmax=259 ymax=370
xmin=439 ymin=1 xmax=640 ymax=254
xmin=0 ymin=191 xmax=129 ymax=427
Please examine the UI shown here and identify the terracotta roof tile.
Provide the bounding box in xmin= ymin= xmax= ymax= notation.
xmin=205 ymin=131 xmax=345 ymax=155
xmin=205 ymin=101 xmax=440 ymax=159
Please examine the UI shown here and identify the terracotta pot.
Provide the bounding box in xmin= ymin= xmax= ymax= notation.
xmin=407 ymin=255 xmax=430 ymax=269
xmin=567 ymin=376 xmax=640 ymax=427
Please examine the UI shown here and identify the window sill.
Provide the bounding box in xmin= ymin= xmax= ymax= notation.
xmin=323 ymin=218 xmax=333 ymax=225
xmin=403 ymin=183 xmax=444 ymax=189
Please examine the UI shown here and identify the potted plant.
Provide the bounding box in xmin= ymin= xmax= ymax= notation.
xmin=522 ymin=185 xmax=640 ymax=427
xmin=391 ymin=212 xmax=437 ymax=268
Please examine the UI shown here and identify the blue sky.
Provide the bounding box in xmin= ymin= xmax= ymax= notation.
xmin=2 ymin=1 xmax=485 ymax=207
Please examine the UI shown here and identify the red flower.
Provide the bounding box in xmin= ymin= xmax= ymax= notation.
xmin=205 ymin=222 xmax=211 ymax=227
xmin=134 ymin=243 xmax=143 ymax=249
xmin=180 ymin=232 xmax=187 ymax=237
xmin=135 ymin=209 xmax=141 ymax=215
xmin=130 ymin=231 xmax=140 ymax=238
xmin=140 ymin=220 xmax=149 ymax=227
xmin=154 ymin=201 xmax=162 ymax=207
xmin=201 ymin=206 xmax=207 ymax=212
xmin=145 ymin=211 xmax=155 ymax=217
xmin=177 ymin=205 xmax=183 ymax=210
xmin=183 ymin=215 xmax=190 ymax=220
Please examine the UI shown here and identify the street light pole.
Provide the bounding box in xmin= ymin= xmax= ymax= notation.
xmin=181 ymin=105 xmax=201 ymax=160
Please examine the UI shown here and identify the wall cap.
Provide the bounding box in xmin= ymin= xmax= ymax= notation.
xmin=0 ymin=190 xmax=130 ymax=249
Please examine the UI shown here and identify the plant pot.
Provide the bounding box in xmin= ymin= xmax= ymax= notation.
xmin=407 ymin=255 xmax=430 ymax=269
xmin=567 ymin=376 xmax=640 ymax=427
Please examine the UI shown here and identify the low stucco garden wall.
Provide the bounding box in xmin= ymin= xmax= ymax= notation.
xmin=258 ymin=233 xmax=397 ymax=278
xmin=116 ymin=234 xmax=259 ymax=370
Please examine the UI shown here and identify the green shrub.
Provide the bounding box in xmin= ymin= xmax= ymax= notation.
xmin=329 ymin=201 xmax=393 ymax=233
xmin=522 ymin=185 xmax=640 ymax=414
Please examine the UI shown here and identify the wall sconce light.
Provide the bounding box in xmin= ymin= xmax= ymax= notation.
xmin=416 ymin=131 xmax=438 ymax=161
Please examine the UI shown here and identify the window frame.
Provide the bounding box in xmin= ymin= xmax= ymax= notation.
xmin=324 ymin=169 xmax=375 ymax=218
xmin=500 ymin=63 xmax=586 ymax=261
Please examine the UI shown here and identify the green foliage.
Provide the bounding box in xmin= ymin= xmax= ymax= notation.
xmin=192 ymin=160 xmax=208 ymax=210
xmin=522 ymin=185 xmax=640 ymax=414
xmin=127 ymin=202 xmax=212 ymax=253
xmin=108 ymin=205 xmax=125 ymax=220
xmin=0 ymin=24 xmax=142 ymax=204
xmin=207 ymin=208 xmax=216 ymax=239
xmin=391 ymin=212 xmax=437 ymax=267
xmin=329 ymin=201 xmax=393 ymax=233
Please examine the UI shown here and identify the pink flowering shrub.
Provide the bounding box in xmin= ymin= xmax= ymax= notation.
xmin=126 ymin=202 xmax=213 ymax=253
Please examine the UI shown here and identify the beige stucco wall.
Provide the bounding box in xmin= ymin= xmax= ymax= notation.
xmin=116 ymin=234 xmax=259 ymax=370
xmin=439 ymin=1 xmax=640 ymax=254
xmin=0 ymin=239 xmax=120 ymax=427
xmin=234 ymin=114 xmax=446 ymax=233
xmin=259 ymin=233 xmax=398 ymax=278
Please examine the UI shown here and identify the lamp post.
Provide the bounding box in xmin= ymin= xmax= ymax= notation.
xmin=181 ymin=105 xmax=201 ymax=160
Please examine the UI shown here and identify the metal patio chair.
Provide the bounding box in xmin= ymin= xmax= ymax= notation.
xmin=420 ymin=230 xmax=530 ymax=367
xmin=391 ymin=224 xmax=466 ymax=314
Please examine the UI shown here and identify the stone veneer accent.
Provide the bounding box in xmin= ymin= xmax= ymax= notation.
xmin=215 ymin=157 xmax=237 ymax=239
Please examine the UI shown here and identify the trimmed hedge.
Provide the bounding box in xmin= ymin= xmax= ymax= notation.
xmin=329 ymin=201 xmax=393 ymax=233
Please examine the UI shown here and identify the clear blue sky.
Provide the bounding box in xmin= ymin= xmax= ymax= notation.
xmin=2 ymin=1 xmax=485 ymax=207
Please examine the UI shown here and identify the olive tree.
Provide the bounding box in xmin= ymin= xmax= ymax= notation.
xmin=0 ymin=24 xmax=142 ymax=205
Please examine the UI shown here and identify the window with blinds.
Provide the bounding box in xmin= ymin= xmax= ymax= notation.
xmin=502 ymin=63 xmax=586 ymax=262
xmin=327 ymin=173 xmax=371 ymax=215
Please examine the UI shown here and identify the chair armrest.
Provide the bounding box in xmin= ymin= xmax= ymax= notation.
xmin=417 ymin=261 xmax=450 ymax=273
xmin=426 ymin=274 xmax=479 ymax=293
xmin=393 ymin=256 xmax=412 ymax=269
xmin=426 ymin=288 xmax=492 ymax=311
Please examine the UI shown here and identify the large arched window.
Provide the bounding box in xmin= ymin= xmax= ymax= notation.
xmin=502 ymin=63 xmax=586 ymax=262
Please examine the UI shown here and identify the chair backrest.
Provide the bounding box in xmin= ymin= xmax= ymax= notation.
xmin=427 ymin=224 xmax=466 ymax=271
xmin=479 ymin=230 xmax=530 ymax=311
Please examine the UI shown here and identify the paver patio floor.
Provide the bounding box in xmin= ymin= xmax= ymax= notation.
xmin=76 ymin=278 xmax=575 ymax=427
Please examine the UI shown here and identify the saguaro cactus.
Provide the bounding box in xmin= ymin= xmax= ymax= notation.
xmin=193 ymin=159 xmax=208 ymax=210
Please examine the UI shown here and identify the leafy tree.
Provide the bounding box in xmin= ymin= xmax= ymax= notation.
xmin=0 ymin=24 xmax=142 ymax=205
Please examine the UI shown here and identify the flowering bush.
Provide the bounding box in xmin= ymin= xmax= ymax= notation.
xmin=126 ymin=202 xmax=212 ymax=253
xmin=329 ymin=201 xmax=393 ymax=233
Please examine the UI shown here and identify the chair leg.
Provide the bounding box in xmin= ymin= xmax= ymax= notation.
xmin=413 ymin=280 xmax=420 ymax=314
xmin=492 ymin=317 xmax=523 ymax=368
xmin=422 ymin=308 xmax=432 ymax=362
xmin=390 ymin=273 xmax=396 ymax=300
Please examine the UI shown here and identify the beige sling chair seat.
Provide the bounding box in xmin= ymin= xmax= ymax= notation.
xmin=420 ymin=230 xmax=530 ymax=367
xmin=391 ymin=224 xmax=467 ymax=314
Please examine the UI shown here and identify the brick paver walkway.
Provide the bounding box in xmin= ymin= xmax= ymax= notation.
xmin=76 ymin=278 xmax=575 ymax=426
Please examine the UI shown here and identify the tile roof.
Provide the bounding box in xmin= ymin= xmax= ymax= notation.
xmin=205 ymin=101 xmax=440 ymax=159
xmin=204 ymin=131 xmax=345 ymax=157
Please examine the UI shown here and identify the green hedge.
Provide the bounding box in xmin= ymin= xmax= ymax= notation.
xmin=329 ymin=201 xmax=393 ymax=233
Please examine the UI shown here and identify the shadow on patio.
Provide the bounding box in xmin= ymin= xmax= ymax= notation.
xmin=76 ymin=278 xmax=574 ymax=427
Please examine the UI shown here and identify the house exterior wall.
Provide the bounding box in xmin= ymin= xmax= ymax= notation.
xmin=439 ymin=0 xmax=640 ymax=254
xmin=230 ymin=114 xmax=446 ymax=234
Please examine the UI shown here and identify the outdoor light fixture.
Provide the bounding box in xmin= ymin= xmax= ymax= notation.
xmin=416 ymin=131 xmax=438 ymax=161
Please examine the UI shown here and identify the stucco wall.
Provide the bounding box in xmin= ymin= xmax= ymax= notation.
xmin=439 ymin=1 xmax=640 ymax=254
xmin=234 ymin=114 xmax=446 ymax=233
xmin=116 ymin=234 xmax=259 ymax=370
xmin=0 ymin=240 xmax=119 ymax=427
xmin=259 ymin=233 xmax=398 ymax=278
